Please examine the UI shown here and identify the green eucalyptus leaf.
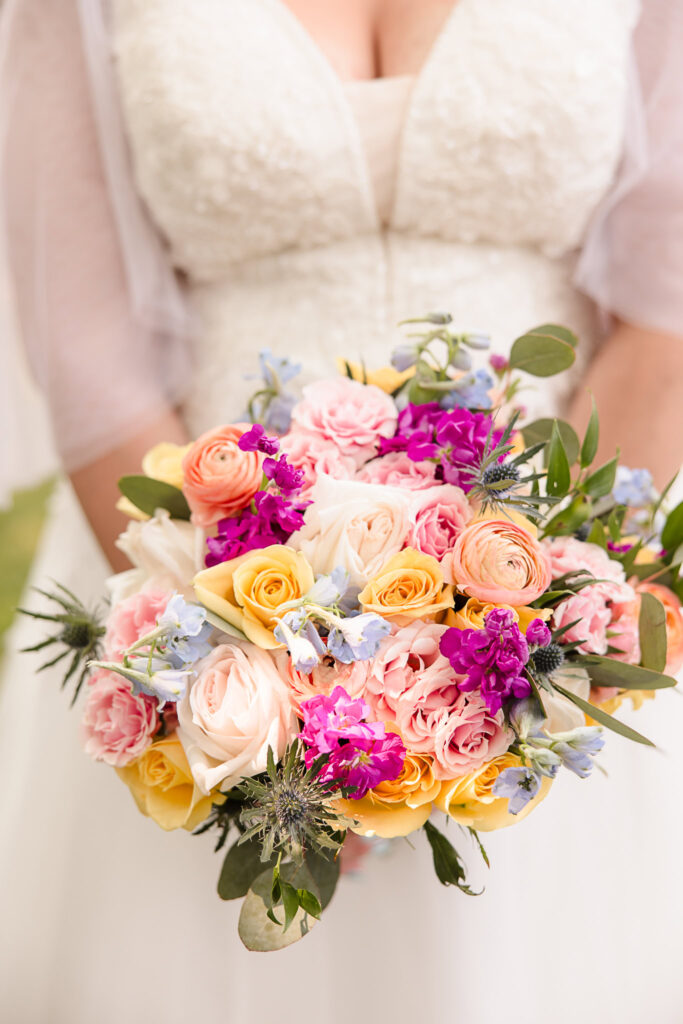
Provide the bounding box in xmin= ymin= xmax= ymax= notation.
xmin=546 ymin=421 xmax=571 ymax=499
xmin=303 ymin=848 xmax=341 ymax=910
xmin=607 ymin=508 xmax=624 ymax=543
xmin=662 ymin=500 xmax=683 ymax=556
xmin=238 ymin=864 xmax=319 ymax=952
xmin=580 ymin=394 xmax=600 ymax=468
xmin=553 ymin=682 xmax=656 ymax=746
xmin=217 ymin=836 xmax=276 ymax=900
xmin=583 ymin=458 xmax=618 ymax=500
xmin=297 ymin=888 xmax=322 ymax=919
xmin=118 ymin=475 xmax=191 ymax=520
xmin=509 ymin=327 xmax=577 ymax=377
xmin=279 ymin=880 xmax=301 ymax=932
xmin=638 ymin=592 xmax=668 ymax=672
xmin=586 ymin=519 xmax=608 ymax=549
xmin=541 ymin=495 xmax=592 ymax=538
xmin=521 ymin=418 xmax=580 ymax=465
xmin=573 ymin=654 xmax=676 ymax=691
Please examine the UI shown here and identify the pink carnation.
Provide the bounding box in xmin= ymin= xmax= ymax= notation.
xmin=81 ymin=670 xmax=159 ymax=766
xmin=544 ymin=536 xmax=627 ymax=585
xmin=289 ymin=377 xmax=398 ymax=466
xmin=105 ymin=590 xmax=170 ymax=662
xmin=357 ymin=452 xmax=437 ymax=490
xmin=406 ymin=484 xmax=473 ymax=561
xmin=280 ymin=430 xmax=357 ymax=499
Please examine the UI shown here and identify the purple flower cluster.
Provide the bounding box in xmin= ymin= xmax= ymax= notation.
xmin=439 ymin=608 xmax=532 ymax=715
xmin=206 ymin=426 xmax=308 ymax=566
xmin=300 ymin=686 xmax=406 ymax=799
xmin=378 ymin=403 xmax=502 ymax=492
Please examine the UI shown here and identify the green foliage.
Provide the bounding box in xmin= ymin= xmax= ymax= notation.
xmin=662 ymin=500 xmax=683 ymax=556
xmin=509 ymin=325 xmax=577 ymax=377
xmin=217 ymin=835 xmax=277 ymax=901
xmin=238 ymin=862 xmax=320 ymax=951
xmin=202 ymin=609 xmax=248 ymax=641
xmin=582 ymin=457 xmax=618 ymax=500
xmin=575 ymin=654 xmax=676 ymax=691
xmin=638 ymin=592 xmax=668 ymax=672
xmin=545 ymin=421 xmax=572 ymax=499
xmin=580 ymin=394 xmax=600 ymax=468
xmin=118 ymin=475 xmax=191 ymax=520
xmin=423 ymin=820 xmax=481 ymax=895
xmin=521 ymin=418 xmax=580 ymax=465
xmin=552 ymin=682 xmax=656 ymax=746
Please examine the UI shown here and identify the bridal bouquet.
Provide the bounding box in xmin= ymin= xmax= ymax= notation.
xmin=22 ymin=315 xmax=683 ymax=951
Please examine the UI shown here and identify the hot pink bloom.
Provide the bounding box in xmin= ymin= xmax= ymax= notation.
xmin=289 ymin=377 xmax=398 ymax=466
xmin=357 ymin=452 xmax=437 ymax=490
xmin=280 ymin=430 xmax=357 ymax=498
xmin=82 ymin=669 xmax=159 ymax=766
xmin=104 ymin=590 xmax=171 ymax=662
xmin=406 ymin=484 xmax=473 ymax=561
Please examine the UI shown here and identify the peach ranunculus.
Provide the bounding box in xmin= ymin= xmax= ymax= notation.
xmin=181 ymin=424 xmax=263 ymax=528
xmin=436 ymin=752 xmax=551 ymax=831
xmin=289 ymin=377 xmax=398 ymax=467
xmin=116 ymin=735 xmax=218 ymax=831
xmin=273 ymin=650 xmax=371 ymax=710
xmin=443 ymin=518 xmax=551 ymax=605
xmin=193 ymin=545 xmax=315 ymax=649
xmin=291 ymin=475 xmax=410 ymax=589
xmin=337 ymin=749 xmax=441 ymax=838
xmin=445 ymin=597 xmax=551 ymax=634
xmin=358 ymin=549 xmax=454 ymax=625
xmin=335 ymin=357 xmax=416 ymax=394
xmin=177 ymin=642 xmax=297 ymax=793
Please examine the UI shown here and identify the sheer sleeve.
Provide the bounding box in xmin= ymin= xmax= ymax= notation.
xmin=0 ymin=0 xmax=191 ymax=473
xmin=576 ymin=0 xmax=683 ymax=337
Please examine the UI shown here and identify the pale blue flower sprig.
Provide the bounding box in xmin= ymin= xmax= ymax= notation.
xmin=492 ymin=698 xmax=605 ymax=814
xmin=273 ymin=568 xmax=391 ymax=672
xmin=89 ymin=594 xmax=213 ymax=706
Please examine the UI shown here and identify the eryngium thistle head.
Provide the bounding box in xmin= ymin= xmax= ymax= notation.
xmin=531 ymin=643 xmax=565 ymax=676
xmin=481 ymin=461 xmax=521 ymax=495
xmin=238 ymin=743 xmax=346 ymax=864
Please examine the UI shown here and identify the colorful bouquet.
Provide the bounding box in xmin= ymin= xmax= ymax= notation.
xmin=22 ymin=315 xmax=683 ymax=951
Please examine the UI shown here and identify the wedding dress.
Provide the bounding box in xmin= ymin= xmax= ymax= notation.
xmin=1 ymin=2 xmax=683 ymax=1022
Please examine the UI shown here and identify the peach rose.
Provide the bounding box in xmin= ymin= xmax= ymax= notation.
xmin=436 ymin=752 xmax=551 ymax=831
xmin=181 ymin=424 xmax=263 ymax=527
xmin=194 ymin=545 xmax=315 ymax=649
xmin=445 ymin=597 xmax=551 ymax=635
xmin=177 ymin=642 xmax=297 ymax=793
xmin=337 ymin=748 xmax=441 ymax=838
xmin=273 ymin=650 xmax=371 ymax=709
xmin=443 ymin=518 xmax=551 ymax=605
xmin=358 ymin=548 xmax=454 ymax=625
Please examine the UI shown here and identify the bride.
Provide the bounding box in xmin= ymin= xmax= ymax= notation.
xmin=1 ymin=1 xmax=683 ymax=1021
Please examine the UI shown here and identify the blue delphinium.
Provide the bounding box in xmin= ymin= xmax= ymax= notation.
xmin=441 ymin=368 xmax=495 ymax=411
xmin=612 ymin=466 xmax=656 ymax=508
xmin=492 ymin=766 xmax=543 ymax=815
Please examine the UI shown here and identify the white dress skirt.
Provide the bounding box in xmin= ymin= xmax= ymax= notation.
xmin=1 ymin=1 xmax=683 ymax=1021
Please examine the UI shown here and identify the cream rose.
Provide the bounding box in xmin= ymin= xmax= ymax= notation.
xmin=178 ymin=642 xmax=297 ymax=793
xmin=290 ymin=475 xmax=410 ymax=588
xmin=107 ymin=509 xmax=206 ymax=604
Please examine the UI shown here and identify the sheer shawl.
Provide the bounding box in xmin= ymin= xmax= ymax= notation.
xmin=0 ymin=0 xmax=681 ymax=481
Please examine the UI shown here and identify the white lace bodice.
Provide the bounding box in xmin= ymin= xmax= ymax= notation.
xmin=110 ymin=0 xmax=638 ymax=430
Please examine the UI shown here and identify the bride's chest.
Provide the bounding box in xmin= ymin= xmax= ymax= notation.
xmin=112 ymin=0 xmax=639 ymax=281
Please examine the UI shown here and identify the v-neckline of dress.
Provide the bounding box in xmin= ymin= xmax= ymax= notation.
xmin=261 ymin=0 xmax=465 ymax=230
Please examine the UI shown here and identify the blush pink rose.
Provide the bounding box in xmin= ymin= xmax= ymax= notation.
xmin=551 ymin=579 xmax=636 ymax=656
xmin=280 ymin=430 xmax=357 ymax=499
xmin=363 ymin=621 xmax=462 ymax=750
xmin=273 ymin=650 xmax=371 ymax=710
xmin=105 ymin=589 xmax=170 ymax=662
xmin=357 ymin=453 xmax=437 ymax=490
xmin=289 ymin=377 xmax=398 ymax=466
xmin=430 ymin=692 xmax=511 ymax=780
xmin=182 ymin=424 xmax=263 ymax=528
xmin=81 ymin=670 xmax=159 ymax=767
xmin=406 ymin=484 xmax=473 ymax=561
xmin=543 ymin=536 xmax=627 ymax=585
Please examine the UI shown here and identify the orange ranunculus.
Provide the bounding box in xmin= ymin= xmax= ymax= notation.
xmin=442 ymin=518 xmax=551 ymax=605
xmin=181 ymin=424 xmax=263 ymax=528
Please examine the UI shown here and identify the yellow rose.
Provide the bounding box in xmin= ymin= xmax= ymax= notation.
xmin=445 ymin=597 xmax=551 ymax=634
xmin=337 ymin=750 xmax=441 ymax=839
xmin=589 ymin=688 xmax=656 ymax=720
xmin=435 ymin=753 xmax=552 ymax=832
xmin=358 ymin=548 xmax=454 ymax=625
xmin=116 ymin=735 xmax=218 ymax=831
xmin=335 ymin=357 xmax=415 ymax=394
xmin=194 ymin=545 xmax=315 ymax=649
xmin=116 ymin=441 xmax=193 ymax=520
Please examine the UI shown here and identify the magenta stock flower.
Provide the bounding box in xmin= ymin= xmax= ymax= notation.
xmin=440 ymin=608 xmax=531 ymax=715
xmin=300 ymin=685 xmax=406 ymax=799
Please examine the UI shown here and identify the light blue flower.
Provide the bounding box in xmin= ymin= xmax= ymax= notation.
xmin=492 ymin=766 xmax=543 ymax=815
xmin=549 ymin=726 xmax=605 ymax=779
xmin=448 ymin=348 xmax=472 ymax=372
xmin=612 ymin=466 xmax=655 ymax=508
xmin=92 ymin=655 xmax=193 ymax=706
xmin=305 ymin=568 xmax=350 ymax=609
xmin=158 ymin=594 xmax=213 ymax=665
xmin=274 ymin=616 xmax=326 ymax=672
xmin=327 ymin=613 xmax=391 ymax=664
xmin=390 ymin=344 xmax=419 ymax=372
xmin=509 ymin=697 xmax=546 ymax=740
xmin=264 ymin=392 xmax=297 ymax=434
xmin=463 ymin=332 xmax=491 ymax=351
xmin=441 ymin=369 xmax=494 ymax=410
xmin=258 ymin=349 xmax=302 ymax=388
xmin=526 ymin=747 xmax=561 ymax=779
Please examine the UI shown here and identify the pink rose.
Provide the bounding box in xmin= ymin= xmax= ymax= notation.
xmin=273 ymin=650 xmax=371 ymax=709
xmin=551 ymin=579 xmax=636 ymax=656
xmin=289 ymin=378 xmax=398 ymax=466
xmin=406 ymin=484 xmax=473 ymax=561
xmin=543 ymin=536 xmax=627 ymax=585
xmin=280 ymin=430 xmax=357 ymax=499
xmin=81 ymin=670 xmax=159 ymax=767
xmin=430 ymin=692 xmax=511 ymax=780
xmin=105 ymin=590 xmax=170 ymax=661
xmin=177 ymin=642 xmax=297 ymax=793
xmin=357 ymin=453 xmax=437 ymax=490
xmin=362 ymin=621 xmax=462 ymax=749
